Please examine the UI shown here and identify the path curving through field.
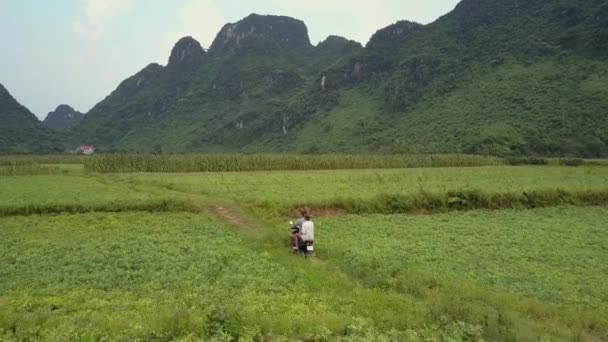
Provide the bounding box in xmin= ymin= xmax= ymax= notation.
xmin=214 ymin=206 xmax=248 ymax=226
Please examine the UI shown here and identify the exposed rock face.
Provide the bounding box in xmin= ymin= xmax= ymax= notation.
xmin=367 ymin=20 xmax=423 ymax=48
xmin=113 ymin=63 xmax=163 ymax=99
xmin=316 ymin=35 xmax=363 ymax=55
xmin=54 ymin=3 xmax=608 ymax=157
xmin=210 ymin=14 xmax=311 ymax=51
xmin=168 ymin=36 xmax=205 ymax=69
xmin=43 ymin=104 xmax=84 ymax=130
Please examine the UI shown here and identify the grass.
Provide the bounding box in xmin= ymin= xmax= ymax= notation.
xmin=0 ymin=155 xmax=85 ymax=176
xmin=320 ymin=207 xmax=608 ymax=308
xmin=0 ymin=155 xmax=85 ymax=166
xmin=0 ymin=164 xmax=63 ymax=176
xmin=0 ymin=212 xmax=483 ymax=341
xmin=2 ymin=164 xmax=608 ymax=340
xmin=0 ymin=175 xmax=194 ymax=216
xmin=316 ymin=207 xmax=608 ymax=339
xmin=114 ymin=166 xmax=608 ymax=213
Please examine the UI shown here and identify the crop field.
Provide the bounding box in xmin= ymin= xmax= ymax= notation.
xmin=0 ymin=212 xmax=485 ymax=341
xmin=114 ymin=166 xmax=608 ymax=213
xmin=0 ymin=175 xmax=192 ymax=216
xmin=1 ymin=156 xmax=608 ymax=341
xmin=319 ymin=207 xmax=608 ymax=331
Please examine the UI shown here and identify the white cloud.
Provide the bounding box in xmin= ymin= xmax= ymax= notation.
xmin=73 ymin=0 xmax=134 ymax=42
xmin=165 ymin=0 xmax=226 ymax=52
xmin=268 ymin=0 xmax=393 ymax=43
xmin=270 ymin=0 xmax=458 ymax=44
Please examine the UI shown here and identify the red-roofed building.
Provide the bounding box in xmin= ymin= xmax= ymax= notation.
xmin=76 ymin=145 xmax=96 ymax=155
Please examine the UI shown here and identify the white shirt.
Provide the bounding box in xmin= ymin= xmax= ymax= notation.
xmin=301 ymin=220 xmax=314 ymax=241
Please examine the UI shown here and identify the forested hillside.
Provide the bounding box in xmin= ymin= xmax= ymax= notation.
xmin=3 ymin=0 xmax=607 ymax=156
xmin=0 ymin=84 xmax=63 ymax=154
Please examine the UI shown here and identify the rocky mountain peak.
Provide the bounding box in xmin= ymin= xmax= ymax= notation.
xmin=53 ymin=104 xmax=76 ymax=114
xmin=168 ymin=36 xmax=205 ymax=68
xmin=367 ymin=20 xmax=423 ymax=48
xmin=317 ymin=35 xmax=363 ymax=54
xmin=43 ymin=104 xmax=84 ymax=130
xmin=210 ymin=14 xmax=311 ymax=51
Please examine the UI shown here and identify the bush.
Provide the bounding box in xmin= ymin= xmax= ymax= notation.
xmin=558 ymin=158 xmax=585 ymax=166
xmin=506 ymin=157 xmax=549 ymax=166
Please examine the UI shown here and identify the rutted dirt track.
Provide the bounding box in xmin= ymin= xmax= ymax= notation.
xmin=211 ymin=206 xmax=248 ymax=226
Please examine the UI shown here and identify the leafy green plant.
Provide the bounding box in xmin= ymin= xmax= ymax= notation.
xmin=84 ymin=153 xmax=503 ymax=173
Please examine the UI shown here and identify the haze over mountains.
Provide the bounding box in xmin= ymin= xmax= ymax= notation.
xmin=1 ymin=0 xmax=607 ymax=156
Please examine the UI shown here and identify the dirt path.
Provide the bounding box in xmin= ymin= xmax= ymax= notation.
xmin=214 ymin=206 xmax=247 ymax=226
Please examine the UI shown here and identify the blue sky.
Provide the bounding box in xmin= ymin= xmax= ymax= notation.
xmin=0 ymin=0 xmax=460 ymax=119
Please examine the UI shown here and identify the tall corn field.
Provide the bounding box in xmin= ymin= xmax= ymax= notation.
xmin=84 ymin=154 xmax=504 ymax=173
xmin=0 ymin=155 xmax=85 ymax=166
xmin=0 ymin=164 xmax=62 ymax=176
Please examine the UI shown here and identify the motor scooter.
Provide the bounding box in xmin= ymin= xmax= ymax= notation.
xmin=290 ymin=221 xmax=314 ymax=257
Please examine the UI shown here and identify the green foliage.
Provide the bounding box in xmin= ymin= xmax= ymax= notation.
xmin=319 ymin=207 xmax=608 ymax=339
xmin=376 ymin=60 xmax=608 ymax=157
xmin=114 ymin=165 xmax=608 ymax=214
xmin=506 ymin=157 xmax=549 ymax=165
xmin=0 ymin=84 xmax=64 ymax=154
xmin=0 ymin=155 xmax=85 ymax=165
xmin=4 ymin=2 xmax=608 ymax=156
xmin=64 ymin=1 xmax=608 ymax=157
xmin=2 ymin=164 xmax=608 ymax=340
xmin=84 ymin=153 xmax=502 ymax=173
xmin=0 ymin=212 xmax=481 ymax=340
xmin=0 ymin=164 xmax=62 ymax=176
xmin=318 ymin=189 xmax=608 ymax=215
xmin=559 ymin=158 xmax=586 ymax=166
xmin=0 ymin=155 xmax=86 ymax=176
xmin=42 ymin=104 xmax=84 ymax=131
xmin=0 ymin=175 xmax=194 ymax=217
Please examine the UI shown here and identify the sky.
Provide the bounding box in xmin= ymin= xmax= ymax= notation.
xmin=0 ymin=0 xmax=461 ymax=120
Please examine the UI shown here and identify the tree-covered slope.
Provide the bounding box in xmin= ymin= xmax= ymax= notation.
xmin=0 ymin=84 xmax=63 ymax=154
xmin=285 ymin=0 xmax=608 ymax=156
xmin=68 ymin=1 xmax=608 ymax=156
xmin=69 ymin=14 xmax=363 ymax=152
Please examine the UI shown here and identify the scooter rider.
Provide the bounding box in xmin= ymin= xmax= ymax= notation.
xmin=290 ymin=210 xmax=306 ymax=252
xmin=300 ymin=215 xmax=314 ymax=247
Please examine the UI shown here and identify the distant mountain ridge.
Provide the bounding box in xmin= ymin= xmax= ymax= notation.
xmin=43 ymin=104 xmax=84 ymax=130
xmin=2 ymin=0 xmax=608 ymax=156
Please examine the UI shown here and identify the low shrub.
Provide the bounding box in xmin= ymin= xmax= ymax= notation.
xmin=558 ymin=158 xmax=585 ymax=166
xmin=289 ymin=189 xmax=608 ymax=215
xmin=0 ymin=165 xmax=62 ymax=176
xmin=506 ymin=157 xmax=549 ymax=166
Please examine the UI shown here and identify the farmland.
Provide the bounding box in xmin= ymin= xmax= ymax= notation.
xmin=1 ymin=155 xmax=607 ymax=341
xmin=112 ymin=165 xmax=608 ymax=209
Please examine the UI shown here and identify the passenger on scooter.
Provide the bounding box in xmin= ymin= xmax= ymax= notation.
xmin=300 ymin=215 xmax=314 ymax=247
xmin=290 ymin=210 xmax=306 ymax=252
xmin=294 ymin=215 xmax=314 ymax=253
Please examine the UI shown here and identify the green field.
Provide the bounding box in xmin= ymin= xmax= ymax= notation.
xmin=0 ymin=213 xmax=428 ymax=340
xmin=113 ymin=166 xmax=608 ymax=212
xmin=0 ymin=175 xmax=192 ymax=216
xmin=1 ymin=160 xmax=608 ymax=341
xmin=320 ymin=207 xmax=608 ymax=311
